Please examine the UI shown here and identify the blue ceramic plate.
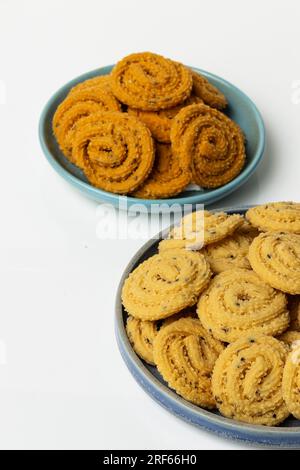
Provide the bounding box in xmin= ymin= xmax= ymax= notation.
xmin=39 ymin=66 xmax=265 ymax=209
xmin=115 ymin=206 xmax=300 ymax=448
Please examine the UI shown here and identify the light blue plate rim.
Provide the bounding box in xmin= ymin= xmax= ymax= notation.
xmin=115 ymin=206 xmax=300 ymax=448
xmin=38 ymin=66 xmax=265 ymax=208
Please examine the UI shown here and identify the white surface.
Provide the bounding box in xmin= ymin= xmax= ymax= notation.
xmin=0 ymin=0 xmax=299 ymax=450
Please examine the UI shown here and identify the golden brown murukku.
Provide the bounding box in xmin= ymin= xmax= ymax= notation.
xmin=248 ymin=232 xmax=300 ymax=295
xmin=212 ymin=335 xmax=289 ymax=425
xmin=159 ymin=210 xmax=244 ymax=251
xmin=111 ymin=52 xmax=193 ymax=111
xmin=246 ymin=202 xmax=300 ymax=234
xmin=53 ymin=88 xmax=121 ymax=163
xmin=133 ymin=143 xmax=191 ymax=199
xmin=191 ymin=71 xmax=227 ymax=110
xmin=153 ymin=318 xmax=224 ymax=408
xmin=121 ymin=249 xmax=211 ymax=321
xmin=128 ymin=95 xmax=202 ymax=143
xmin=126 ymin=310 xmax=197 ymax=365
xmin=202 ymin=231 xmax=253 ymax=274
xmin=126 ymin=316 xmax=160 ymax=365
xmin=71 ymin=111 xmax=155 ymax=194
xmin=197 ymin=269 xmax=289 ymax=342
xmin=282 ymin=342 xmax=300 ymax=419
xmin=170 ymin=103 xmax=245 ymax=188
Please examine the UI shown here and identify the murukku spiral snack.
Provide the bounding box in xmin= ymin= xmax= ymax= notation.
xmin=122 ymin=249 xmax=211 ymax=321
xmin=133 ymin=143 xmax=191 ymax=199
xmin=69 ymin=75 xmax=112 ymax=95
xmin=171 ymin=103 xmax=245 ymax=188
xmin=248 ymin=232 xmax=300 ymax=294
xmin=53 ymin=88 xmax=121 ymax=163
xmin=246 ymin=202 xmax=300 ymax=234
xmin=128 ymin=95 xmax=202 ymax=143
xmin=202 ymin=231 xmax=253 ymax=274
xmin=191 ymin=71 xmax=227 ymax=110
xmin=111 ymin=52 xmax=193 ymax=111
xmin=197 ymin=269 xmax=289 ymax=342
xmin=158 ymin=210 xmax=243 ymax=252
xmin=126 ymin=316 xmax=160 ymax=365
xmin=71 ymin=112 xmax=155 ymax=194
xmin=153 ymin=318 xmax=224 ymax=408
xmin=212 ymin=335 xmax=289 ymax=425
xmin=282 ymin=342 xmax=300 ymax=419
xmin=126 ymin=310 xmax=197 ymax=365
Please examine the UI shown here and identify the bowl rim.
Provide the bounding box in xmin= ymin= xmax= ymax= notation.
xmin=38 ymin=65 xmax=266 ymax=208
xmin=115 ymin=205 xmax=300 ymax=447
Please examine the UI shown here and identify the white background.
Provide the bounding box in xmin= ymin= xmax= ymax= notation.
xmin=0 ymin=0 xmax=299 ymax=450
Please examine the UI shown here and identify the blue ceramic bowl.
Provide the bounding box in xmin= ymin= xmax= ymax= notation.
xmin=115 ymin=206 xmax=300 ymax=448
xmin=39 ymin=66 xmax=265 ymax=209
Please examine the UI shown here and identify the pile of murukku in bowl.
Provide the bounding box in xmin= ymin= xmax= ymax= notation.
xmin=52 ymin=52 xmax=248 ymax=199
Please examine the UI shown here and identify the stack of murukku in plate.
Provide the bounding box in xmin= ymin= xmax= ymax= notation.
xmin=121 ymin=202 xmax=300 ymax=426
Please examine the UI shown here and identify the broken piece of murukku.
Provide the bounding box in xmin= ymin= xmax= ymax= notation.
xmin=111 ymin=52 xmax=193 ymax=111
xmin=121 ymin=249 xmax=211 ymax=321
xmin=246 ymin=202 xmax=300 ymax=234
xmin=248 ymin=232 xmax=300 ymax=295
xmin=170 ymin=103 xmax=245 ymax=188
xmin=211 ymin=335 xmax=289 ymax=425
xmin=153 ymin=318 xmax=224 ymax=408
xmin=191 ymin=71 xmax=227 ymax=110
xmin=71 ymin=111 xmax=155 ymax=194
xmin=197 ymin=269 xmax=289 ymax=343
xmin=282 ymin=342 xmax=300 ymax=419
xmin=53 ymin=88 xmax=121 ymax=163
xmin=132 ymin=143 xmax=191 ymax=199
xmin=128 ymin=95 xmax=202 ymax=143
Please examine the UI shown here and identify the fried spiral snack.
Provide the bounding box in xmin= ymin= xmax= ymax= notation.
xmin=246 ymin=202 xmax=300 ymax=234
xmin=197 ymin=269 xmax=289 ymax=342
xmin=126 ymin=316 xmax=160 ymax=365
xmin=133 ymin=143 xmax=191 ymax=199
xmin=126 ymin=310 xmax=196 ymax=364
xmin=128 ymin=95 xmax=202 ymax=143
xmin=248 ymin=232 xmax=300 ymax=295
xmin=71 ymin=112 xmax=155 ymax=194
xmin=212 ymin=335 xmax=289 ymax=425
xmin=122 ymin=249 xmax=211 ymax=321
xmin=53 ymin=88 xmax=121 ymax=163
xmin=159 ymin=210 xmax=243 ymax=251
xmin=202 ymin=231 xmax=253 ymax=274
xmin=282 ymin=343 xmax=300 ymax=419
xmin=153 ymin=318 xmax=224 ymax=408
xmin=111 ymin=52 xmax=193 ymax=110
xmin=191 ymin=71 xmax=227 ymax=110
xmin=171 ymin=103 xmax=245 ymax=188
